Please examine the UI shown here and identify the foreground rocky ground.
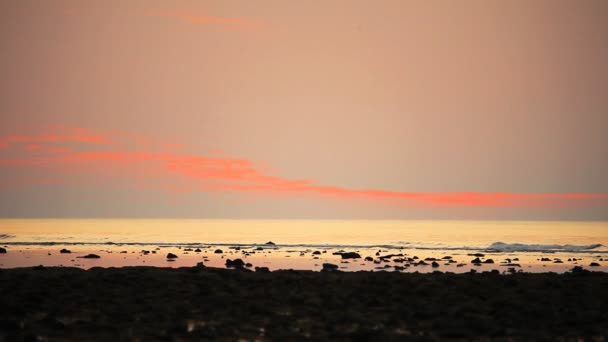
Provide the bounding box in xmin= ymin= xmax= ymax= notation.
xmin=0 ymin=266 xmax=607 ymax=341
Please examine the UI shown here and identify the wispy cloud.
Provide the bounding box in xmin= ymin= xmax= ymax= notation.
xmin=1 ymin=126 xmax=607 ymax=209
xmin=145 ymin=10 xmax=269 ymax=32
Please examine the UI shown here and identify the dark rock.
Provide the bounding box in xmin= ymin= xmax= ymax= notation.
xmin=553 ymin=260 xmax=564 ymax=263
xmin=471 ymin=257 xmax=482 ymax=264
xmin=483 ymin=259 xmax=495 ymax=264
xmin=195 ymin=248 xmax=202 ymax=252
xmin=184 ymin=248 xmax=193 ymax=251
xmin=225 ymin=258 xmax=245 ymax=268
xmin=265 ymin=241 xmax=276 ymax=245
xmin=245 ymin=263 xmax=253 ymax=268
xmin=322 ymin=263 xmax=339 ymax=270
xmin=0 ymin=247 xmax=6 ymax=253
xmin=60 ymin=249 xmax=71 ymax=254
xmin=513 ymin=258 xmax=519 ymax=261
xmin=589 ymin=262 xmax=601 ymax=267
xmin=425 ymin=257 xmax=438 ymax=261
xmin=431 ymin=261 xmax=440 ymax=268
xmin=166 ymin=253 xmax=178 ymax=259
xmin=540 ymin=258 xmax=551 ymax=262
xmin=340 ymin=252 xmax=361 ymax=259
xmin=471 ymin=253 xmax=485 ymax=257
xmin=571 ymin=266 xmax=585 ymax=273
xmin=442 ymin=256 xmax=453 ymax=259
xmin=214 ymin=249 xmax=223 ymax=254
xmin=142 ymin=250 xmax=150 ymax=255
xmin=394 ymin=265 xmax=405 ymax=271
xmin=375 ymin=250 xmax=380 ymax=256
xmin=255 ymin=266 xmax=270 ymax=272
xmin=312 ymin=251 xmax=321 ymax=255
xmin=413 ymin=256 xmax=419 ymax=259
xmin=255 ymin=247 xmax=264 ymax=251
xmin=196 ymin=262 xmax=205 ymax=267
xmin=364 ymin=256 xmax=374 ymax=262
xmin=79 ymin=254 xmax=101 ymax=259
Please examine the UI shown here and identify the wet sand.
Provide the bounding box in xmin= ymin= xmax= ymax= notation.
xmin=1 ymin=265 xmax=607 ymax=341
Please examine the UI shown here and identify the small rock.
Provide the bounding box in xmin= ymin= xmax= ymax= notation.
xmin=265 ymin=241 xmax=276 ymax=245
xmin=0 ymin=247 xmax=6 ymax=254
xmin=589 ymin=262 xmax=600 ymax=267
xmin=442 ymin=256 xmax=453 ymax=260
xmin=431 ymin=261 xmax=440 ymax=268
xmin=364 ymin=256 xmax=374 ymax=262
xmin=226 ymin=258 xmax=245 ymax=268
xmin=472 ymin=253 xmax=485 ymax=257
xmin=483 ymin=259 xmax=494 ymax=264
xmin=312 ymin=251 xmax=321 ymax=255
xmin=245 ymin=263 xmax=253 ymax=268
xmin=255 ymin=266 xmax=270 ymax=273
xmin=255 ymin=247 xmax=264 ymax=251
xmin=322 ymin=263 xmax=339 ymax=271
xmin=471 ymin=257 xmax=482 ymax=264
xmin=196 ymin=262 xmax=205 ymax=268
xmin=214 ymin=249 xmax=223 ymax=254
xmin=340 ymin=252 xmax=361 ymax=259
xmin=166 ymin=253 xmax=178 ymax=259
xmin=195 ymin=248 xmax=202 ymax=252
xmin=540 ymin=257 xmax=551 ymax=262
xmin=60 ymin=249 xmax=71 ymax=254
xmin=80 ymin=254 xmax=100 ymax=259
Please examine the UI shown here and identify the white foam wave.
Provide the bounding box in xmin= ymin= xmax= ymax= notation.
xmin=487 ymin=242 xmax=603 ymax=252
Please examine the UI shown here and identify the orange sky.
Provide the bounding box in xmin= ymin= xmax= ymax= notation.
xmin=1 ymin=1 xmax=607 ymax=219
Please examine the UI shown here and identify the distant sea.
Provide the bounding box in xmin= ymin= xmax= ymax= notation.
xmin=1 ymin=220 xmax=607 ymax=272
xmin=1 ymin=219 xmax=606 ymax=252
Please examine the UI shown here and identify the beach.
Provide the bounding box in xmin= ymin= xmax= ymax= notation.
xmin=1 ymin=265 xmax=607 ymax=341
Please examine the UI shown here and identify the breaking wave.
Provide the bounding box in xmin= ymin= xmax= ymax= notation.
xmin=487 ymin=242 xmax=603 ymax=252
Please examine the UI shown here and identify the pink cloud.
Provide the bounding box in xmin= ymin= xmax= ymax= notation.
xmin=145 ymin=10 xmax=269 ymax=32
xmin=1 ymin=126 xmax=607 ymax=209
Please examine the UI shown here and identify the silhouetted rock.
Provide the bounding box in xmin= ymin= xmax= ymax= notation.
xmin=483 ymin=259 xmax=495 ymax=264
xmin=214 ymin=249 xmax=223 ymax=254
xmin=245 ymin=263 xmax=253 ymax=268
xmin=0 ymin=247 xmax=6 ymax=253
xmin=364 ymin=256 xmax=373 ymax=262
xmin=60 ymin=249 xmax=71 ymax=254
xmin=471 ymin=257 xmax=482 ymax=264
xmin=442 ymin=256 xmax=453 ymax=259
xmin=195 ymin=248 xmax=202 ymax=252
xmin=184 ymin=248 xmax=193 ymax=251
xmin=340 ymin=252 xmax=361 ymax=259
xmin=166 ymin=253 xmax=178 ymax=259
xmin=255 ymin=266 xmax=270 ymax=273
xmin=322 ymin=263 xmax=339 ymax=271
xmin=312 ymin=251 xmax=321 ymax=255
xmin=226 ymin=258 xmax=245 ymax=268
xmin=589 ymin=262 xmax=601 ymax=267
xmin=541 ymin=258 xmax=551 ymax=262
xmin=265 ymin=241 xmax=276 ymax=245
xmin=471 ymin=253 xmax=485 ymax=257
xmin=255 ymin=247 xmax=264 ymax=251
xmin=79 ymin=254 xmax=100 ymax=259
xmin=571 ymin=266 xmax=585 ymax=273
xmin=196 ymin=262 xmax=205 ymax=268
xmin=431 ymin=261 xmax=440 ymax=268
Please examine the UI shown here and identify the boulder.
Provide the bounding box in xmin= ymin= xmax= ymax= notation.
xmin=214 ymin=249 xmax=223 ymax=254
xmin=312 ymin=251 xmax=321 ymax=255
xmin=589 ymin=262 xmax=601 ymax=267
xmin=340 ymin=252 xmax=361 ymax=259
xmin=471 ymin=257 xmax=482 ymax=264
xmin=322 ymin=263 xmax=339 ymax=270
xmin=483 ymin=259 xmax=495 ymax=264
xmin=80 ymin=254 xmax=100 ymax=259
xmin=194 ymin=248 xmax=202 ymax=252
xmin=60 ymin=249 xmax=71 ymax=254
xmin=166 ymin=253 xmax=178 ymax=259
xmin=0 ymin=247 xmax=6 ymax=254
xmin=431 ymin=261 xmax=440 ymax=268
xmin=225 ymin=258 xmax=245 ymax=268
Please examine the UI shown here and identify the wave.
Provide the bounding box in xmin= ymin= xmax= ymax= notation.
xmin=487 ymin=242 xmax=603 ymax=252
xmin=0 ymin=240 xmax=606 ymax=253
xmin=0 ymin=234 xmax=15 ymax=239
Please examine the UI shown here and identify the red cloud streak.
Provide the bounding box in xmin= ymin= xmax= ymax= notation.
xmin=1 ymin=126 xmax=607 ymax=209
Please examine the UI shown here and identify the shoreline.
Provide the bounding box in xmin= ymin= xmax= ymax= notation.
xmin=1 ymin=266 xmax=607 ymax=340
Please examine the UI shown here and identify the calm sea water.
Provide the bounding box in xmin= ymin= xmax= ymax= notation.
xmin=1 ymin=219 xmax=607 ymax=250
xmin=1 ymin=220 xmax=607 ymax=272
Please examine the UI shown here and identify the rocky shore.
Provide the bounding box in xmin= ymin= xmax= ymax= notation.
xmin=1 ymin=266 xmax=607 ymax=341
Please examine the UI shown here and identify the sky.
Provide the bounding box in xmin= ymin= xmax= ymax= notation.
xmin=0 ymin=0 xmax=607 ymax=219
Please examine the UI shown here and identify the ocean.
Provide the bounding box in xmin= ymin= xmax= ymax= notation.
xmin=1 ymin=219 xmax=607 ymax=272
